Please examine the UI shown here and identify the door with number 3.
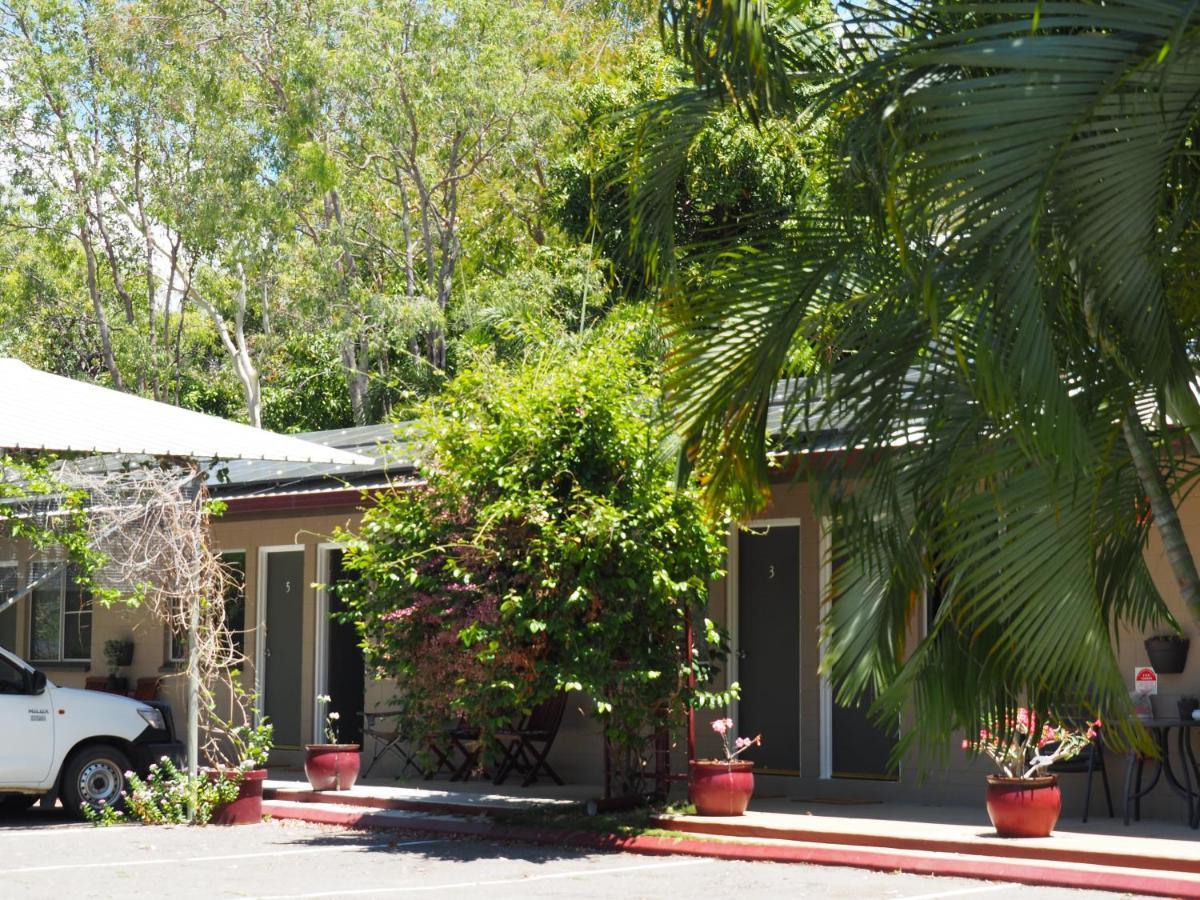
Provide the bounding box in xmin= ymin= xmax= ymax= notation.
xmin=736 ymin=524 xmax=801 ymax=774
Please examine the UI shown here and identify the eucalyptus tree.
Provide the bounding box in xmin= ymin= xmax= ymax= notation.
xmin=626 ymin=0 xmax=1200 ymax=751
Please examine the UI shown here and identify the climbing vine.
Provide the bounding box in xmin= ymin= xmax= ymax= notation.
xmin=338 ymin=324 xmax=731 ymax=786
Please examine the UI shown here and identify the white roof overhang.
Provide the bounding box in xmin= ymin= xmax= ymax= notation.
xmin=0 ymin=358 xmax=373 ymax=465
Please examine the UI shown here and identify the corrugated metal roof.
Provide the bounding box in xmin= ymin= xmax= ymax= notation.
xmin=206 ymin=423 xmax=414 ymax=493
xmin=0 ymin=358 xmax=373 ymax=465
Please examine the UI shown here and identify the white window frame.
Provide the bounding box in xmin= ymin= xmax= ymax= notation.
xmin=28 ymin=560 xmax=92 ymax=663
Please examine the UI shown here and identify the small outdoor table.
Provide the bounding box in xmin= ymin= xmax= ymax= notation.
xmin=1123 ymin=717 xmax=1200 ymax=828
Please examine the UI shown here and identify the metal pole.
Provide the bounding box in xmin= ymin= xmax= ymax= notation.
xmin=185 ymin=472 xmax=202 ymax=821
xmin=685 ymin=604 xmax=696 ymax=766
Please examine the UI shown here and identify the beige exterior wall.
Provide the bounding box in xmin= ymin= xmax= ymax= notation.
xmin=7 ymin=476 xmax=1200 ymax=812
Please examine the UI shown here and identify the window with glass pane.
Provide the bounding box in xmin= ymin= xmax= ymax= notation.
xmin=29 ymin=562 xmax=91 ymax=662
xmin=0 ymin=564 xmax=18 ymax=652
xmin=0 ymin=653 xmax=26 ymax=694
xmin=30 ymin=565 xmax=63 ymax=662
xmin=222 ymin=553 xmax=247 ymax=657
xmin=169 ymin=551 xmax=246 ymax=663
xmin=63 ymin=574 xmax=92 ymax=661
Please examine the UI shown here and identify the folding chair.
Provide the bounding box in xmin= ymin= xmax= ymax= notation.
xmin=427 ymin=720 xmax=484 ymax=781
xmin=1048 ymin=717 xmax=1113 ymax=822
xmin=361 ymin=710 xmax=425 ymax=778
xmin=491 ymin=693 xmax=568 ymax=787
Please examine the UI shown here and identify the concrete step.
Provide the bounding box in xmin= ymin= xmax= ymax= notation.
xmin=262 ymin=780 xmax=579 ymax=818
xmin=654 ymin=810 xmax=1200 ymax=876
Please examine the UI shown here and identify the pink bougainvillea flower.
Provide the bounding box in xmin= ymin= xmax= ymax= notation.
xmin=735 ymin=736 xmax=750 ymax=749
xmin=961 ymin=738 xmax=971 ymax=750
xmin=712 ymin=718 xmax=733 ymax=735
xmin=1016 ymin=708 xmax=1030 ymax=729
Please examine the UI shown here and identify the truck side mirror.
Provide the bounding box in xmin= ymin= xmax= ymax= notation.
xmin=29 ymin=671 xmax=46 ymax=695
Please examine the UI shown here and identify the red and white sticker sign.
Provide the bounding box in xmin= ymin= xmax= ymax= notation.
xmin=1135 ymin=666 xmax=1159 ymax=695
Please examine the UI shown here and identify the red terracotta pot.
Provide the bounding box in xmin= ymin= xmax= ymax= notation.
xmin=211 ymin=768 xmax=267 ymax=826
xmin=689 ymin=760 xmax=754 ymax=816
xmin=304 ymin=744 xmax=361 ymax=791
xmin=985 ymin=775 xmax=1061 ymax=837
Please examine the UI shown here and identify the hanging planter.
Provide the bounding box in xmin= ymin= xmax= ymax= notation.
xmin=1144 ymin=635 xmax=1189 ymax=674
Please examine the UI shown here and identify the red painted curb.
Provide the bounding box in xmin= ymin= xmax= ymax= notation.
xmin=261 ymin=802 xmax=1200 ymax=898
xmin=652 ymin=815 xmax=1200 ymax=876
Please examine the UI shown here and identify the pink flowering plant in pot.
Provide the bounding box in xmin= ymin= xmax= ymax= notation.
xmin=689 ymin=717 xmax=763 ymax=817
xmin=962 ymin=708 xmax=1100 ymax=838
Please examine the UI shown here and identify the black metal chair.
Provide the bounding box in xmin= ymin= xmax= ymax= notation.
xmin=360 ymin=710 xmax=425 ymax=778
xmin=491 ymin=693 xmax=568 ymax=787
xmin=1048 ymin=721 xmax=1113 ymax=822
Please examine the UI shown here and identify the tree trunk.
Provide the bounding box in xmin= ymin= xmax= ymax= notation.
xmin=341 ymin=337 xmax=369 ymax=426
xmin=80 ymin=226 xmax=123 ymax=390
xmin=1123 ymin=408 xmax=1200 ymax=621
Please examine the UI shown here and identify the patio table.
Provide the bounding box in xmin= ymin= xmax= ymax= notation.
xmin=1123 ymin=717 xmax=1200 ymax=828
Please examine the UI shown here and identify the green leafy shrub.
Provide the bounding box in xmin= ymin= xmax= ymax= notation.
xmin=338 ymin=325 xmax=730 ymax=790
xmin=123 ymin=757 xmax=241 ymax=826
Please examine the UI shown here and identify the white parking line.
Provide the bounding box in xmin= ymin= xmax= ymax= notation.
xmin=247 ymin=857 xmax=716 ymax=898
xmin=0 ymin=825 xmax=97 ymax=838
xmin=902 ymin=885 xmax=1016 ymax=900
xmin=7 ymin=839 xmax=447 ymax=874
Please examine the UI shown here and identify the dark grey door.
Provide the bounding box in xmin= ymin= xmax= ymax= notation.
xmin=830 ymin=552 xmax=899 ymax=779
xmin=325 ymin=550 xmax=363 ymax=745
xmin=737 ymin=525 xmax=801 ymax=773
xmin=264 ymin=550 xmax=305 ymax=748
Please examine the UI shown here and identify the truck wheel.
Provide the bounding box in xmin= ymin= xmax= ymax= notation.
xmin=0 ymin=794 xmax=36 ymax=814
xmin=62 ymin=744 xmax=130 ymax=818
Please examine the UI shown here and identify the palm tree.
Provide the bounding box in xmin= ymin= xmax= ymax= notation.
xmin=628 ymin=1 xmax=1200 ymax=753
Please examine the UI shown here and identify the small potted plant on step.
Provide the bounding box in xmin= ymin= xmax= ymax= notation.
xmin=689 ymin=716 xmax=762 ymax=816
xmin=210 ymin=719 xmax=274 ymax=825
xmin=103 ymin=639 xmax=134 ymax=693
xmin=305 ymin=695 xmax=361 ymax=791
xmin=963 ymin=708 xmax=1099 ymax=838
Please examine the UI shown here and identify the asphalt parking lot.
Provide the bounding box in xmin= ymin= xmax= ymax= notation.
xmin=0 ymin=807 xmax=1142 ymax=899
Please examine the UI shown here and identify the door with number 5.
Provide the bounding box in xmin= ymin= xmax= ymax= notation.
xmin=262 ymin=548 xmax=305 ymax=749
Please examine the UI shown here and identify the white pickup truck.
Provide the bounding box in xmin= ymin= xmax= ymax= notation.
xmin=0 ymin=646 xmax=183 ymax=817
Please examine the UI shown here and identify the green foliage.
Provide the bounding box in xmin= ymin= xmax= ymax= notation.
xmin=624 ymin=0 xmax=1200 ymax=760
xmin=226 ymin=721 xmax=274 ymax=771
xmin=121 ymin=757 xmax=241 ymax=826
xmin=0 ymin=454 xmax=130 ymax=609
xmin=337 ymin=323 xmax=728 ymax=772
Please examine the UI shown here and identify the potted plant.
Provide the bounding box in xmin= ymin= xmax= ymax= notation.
xmin=688 ymin=716 xmax=762 ymax=816
xmin=1145 ymin=634 xmax=1189 ymax=674
xmin=102 ymin=639 xmax=134 ymax=693
xmin=210 ymin=720 xmax=274 ymax=825
xmin=305 ymin=695 xmax=361 ymax=791
xmin=963 ymin=709 xmax=1099 ymax=837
